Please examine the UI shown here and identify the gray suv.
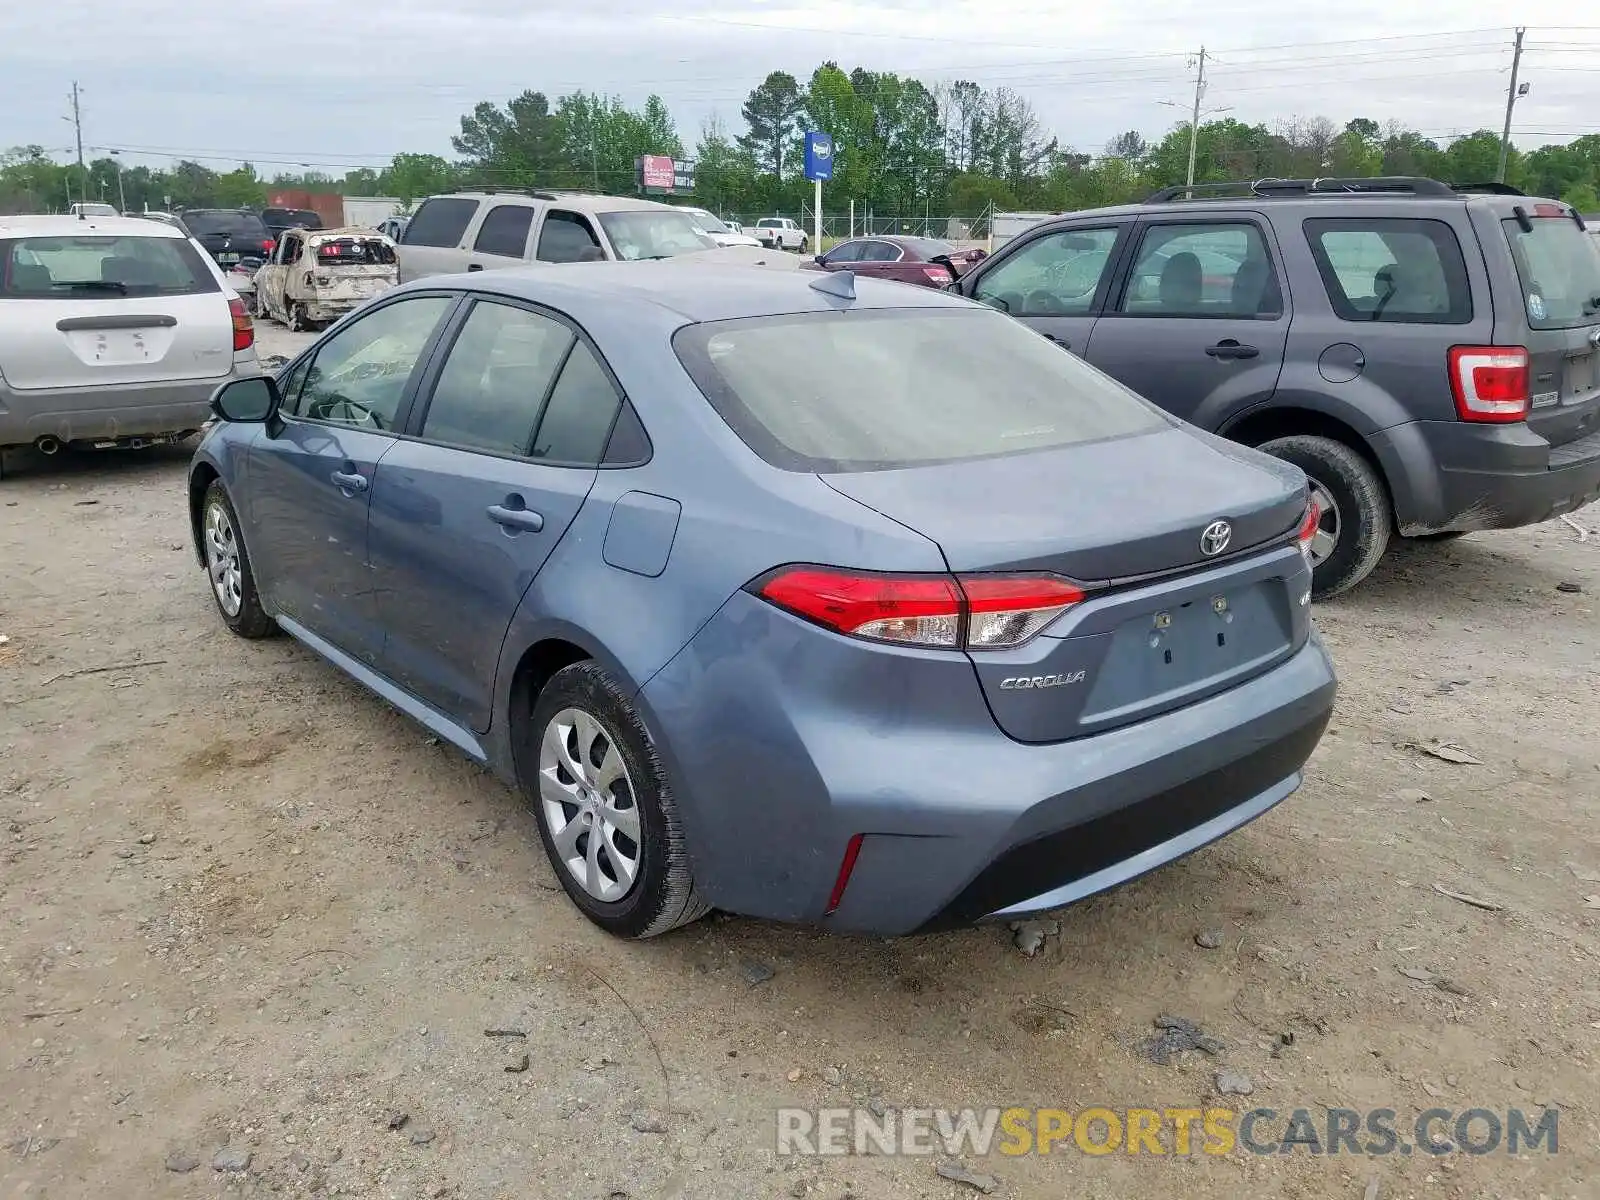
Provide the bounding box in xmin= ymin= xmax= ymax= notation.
xmin=955 ymin=177 xmax=1600 ymax=596
xmin=397 ymin=189 xmax=717 ymax=283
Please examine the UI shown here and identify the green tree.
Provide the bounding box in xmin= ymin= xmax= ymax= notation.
xmin=452 ymin=90 xmax=563 ymax=187
xmin=1562 ymin=181 xmax=1599 ymax=212
xmin=1440 ymin=131 xmax=1508 ymax=184
xmin=380 ymin=153 xmax=457 ymax=203
xmin=738 ymin=71 xmax=805 ymax=180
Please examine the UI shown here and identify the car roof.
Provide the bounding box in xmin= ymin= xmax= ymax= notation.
xmin=418 ymin=259 xmax=974 ymax=325
xmin=439 ymin=191 xmax=685 ymax=215
xmin=0 ymin=214 xmax=187 ymax=239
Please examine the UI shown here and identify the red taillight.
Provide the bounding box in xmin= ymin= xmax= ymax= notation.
xmin=228 ymin=296 xmax=254 ymax=352
xmin=261 ymin=238 xmax=275 ymax=254
xmin=1448 ymin=345 xmax=1529 ymax=422
xmin=754 ymin=567 xmax=1083 ymax=649
xmin=921 ymin=265 xmax=951 ymax=283
xmin=825 ymin=833 xmax=865 ymax=915
xmin=1295 ymin=498 xmax=1321 ymax=563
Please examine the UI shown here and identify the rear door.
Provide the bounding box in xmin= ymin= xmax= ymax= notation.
xmin=467 ymin=203 xmax=538 ymax=272
xmin=367 ymin=297 xmax=622 ymax=729
xmin=243 ymin=292 xmax=459 ymax=662
xmin=0 ymin=230 xmax=234 ymax=390
xmin=966 ymin=220 xmax=1133 ymax=354
xmin=1084 ymin=215 xmax=1289 ymax=427
xmin=398 ymin=197 xmax=480 ymax=282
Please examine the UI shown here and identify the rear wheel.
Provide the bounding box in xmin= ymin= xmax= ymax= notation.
xmin=287 ymin=303 xmax=306 ymax=333
xmin=1258 ymin=435 xmax=1391 ymax=599
xmin=526 ymin=662 xmax=708 ymax=939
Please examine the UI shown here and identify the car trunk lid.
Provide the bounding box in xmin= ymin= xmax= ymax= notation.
xmin=821 ymin=429 xmax=1314 ymax=741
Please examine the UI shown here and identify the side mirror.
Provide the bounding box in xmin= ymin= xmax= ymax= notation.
xmin=211 ymin=375 xmax=280 ymax=423
xmin=813 ymin=254 xmax=827 ymax=266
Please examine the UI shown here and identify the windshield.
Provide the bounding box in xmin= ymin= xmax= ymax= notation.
xmin=1 ymin=234 xmax=220 ymax=298
xmin=1502 ymin=216 xmax=1600 ymax=327
xmin=687 ymin=209 xmax=731 ymax=235
xmin=596 ymin=211 xmax=717 ymax=260
xmin=674 ymin=307 xmax=1167 ymax=472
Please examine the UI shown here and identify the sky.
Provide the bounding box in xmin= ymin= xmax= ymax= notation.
xmin=3 ymin=0 xmax=1598 ymax=176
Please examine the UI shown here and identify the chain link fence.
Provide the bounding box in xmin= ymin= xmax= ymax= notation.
xmin=726 ymin=203 xmax=994 ymax=247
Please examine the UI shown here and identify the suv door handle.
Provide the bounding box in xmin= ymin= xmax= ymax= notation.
xmin=330 ymin=469 xmax=368 ymax=493
xmin=1206 ymin=339 xmax=1259 ymax=360
xmin=487 ymin=503 xmax=544 ymax=532
xmin=466 ymin=263 xmax=484 ymax=272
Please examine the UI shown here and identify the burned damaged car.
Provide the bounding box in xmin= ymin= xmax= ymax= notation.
xmin=252 ymin=227 xmax=398 ymax=331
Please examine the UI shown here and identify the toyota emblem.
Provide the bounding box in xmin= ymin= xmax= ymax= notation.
xmin=1199 ymin=520 xmax=1233 ymax=556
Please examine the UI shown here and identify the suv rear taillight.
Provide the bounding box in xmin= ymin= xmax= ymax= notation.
xmin=754 ymin=567 xmax=1085 ymax=650
xmin=1448 ymin=346 xmax=1529 ymax=422
xmin=228 ymin=296 xmax=254 ymax=352
xmin=261 ymin=238 xmax=275 ymax=255
xmin=1294 ymin=498 xmax=1321 ymax=565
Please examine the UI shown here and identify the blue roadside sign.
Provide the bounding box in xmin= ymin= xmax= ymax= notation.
xmin=803 ymin=132 xmax=834 ymax=182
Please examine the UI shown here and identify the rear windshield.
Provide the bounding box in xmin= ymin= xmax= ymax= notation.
xmin=183 ymin=211 xmax=269 ymax=238
xmin=673 ymin=307 xmax=1167 ymax=472
xmin=597 ymin=211 xmax=717 ymax=260
xmin=313 ymin=236 xmax=397 ymax=265
xmin=0 ymin=234 xmax=220 ymax=299
xmin=1501 ymin=216 xmax=1600 ymax=328
xmin=265 ymin=208 xmax=322 ymax=228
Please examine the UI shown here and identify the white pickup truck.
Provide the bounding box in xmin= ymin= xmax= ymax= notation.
xmin=754 ymin=217 xmax=808 ymax=252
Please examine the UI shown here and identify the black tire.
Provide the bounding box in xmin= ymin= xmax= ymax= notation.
xmin=1409 ymin=531 xmax=1469 ymax=543
xmin=200 ymin=481 xmax=277 ymax=639
xmin=1258 ymin=434 xmax=1392 ymax=599
xmin=527 ymin=662 xmax=708 ymax=939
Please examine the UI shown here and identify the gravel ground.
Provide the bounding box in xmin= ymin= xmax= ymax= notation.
xmin=2 ymin=328 xmax=1597 ymax=1198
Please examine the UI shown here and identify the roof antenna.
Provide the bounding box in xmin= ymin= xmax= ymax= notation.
xmin=808 ymin=270 xmax=856 ymax=301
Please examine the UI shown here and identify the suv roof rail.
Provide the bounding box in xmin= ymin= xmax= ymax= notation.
xmin=1142 ymin=176 xmax=1457 ymax=203
xmin=1450 ymin=181 xmax=1526 ymax=196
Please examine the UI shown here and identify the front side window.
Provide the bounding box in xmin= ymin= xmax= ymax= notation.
xmin=473 ymin=204 xmax=535 ymax=259
xmin=1119 ymin=222 xmax=1282 ymax=318
xmin=0 ymin=234 xmax=220 ymax=298
xmin=674 ymin=307 xmax=1166 ymax=473
xmin=1305 ymin=218 xmax=1472 ymax=325
xmin=974 ymin=227 xmax=1120 ymax=317
xmin=294 ymin=295 xmax=453 ymax=429
xmin=420 ymin=301 xmax=574 ymax=455
xmin=535 ymin=211 xmax=602 ymax=263
xmin=1500 ymin=216 xmax=1600 ymax=328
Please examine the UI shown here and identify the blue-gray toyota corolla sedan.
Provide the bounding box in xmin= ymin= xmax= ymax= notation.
xmin=188 ymin=261 xmax=1337 ymax=939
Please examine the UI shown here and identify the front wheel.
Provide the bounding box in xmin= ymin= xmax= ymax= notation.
xmin=201 ymin=481 xmax=277 ymax=638
xmin=798 ymin=236 xmax=809 ymax=253
xmin=1257 ymin=435 xmax=1392 ymax=599
xmin=527 ymin=662 xmax=708 ymax=939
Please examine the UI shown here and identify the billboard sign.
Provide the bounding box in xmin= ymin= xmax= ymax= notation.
xmin=637 ymin=155 xmax=697 ymax=194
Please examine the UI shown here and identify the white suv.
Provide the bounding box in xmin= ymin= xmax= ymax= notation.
xmin=754 ymin=217 xmax=808 ymax=252
xmin=0 ymin=214 xmax=260 ymax=470
xmin=398 ymin=190 xmax=720 ymax=282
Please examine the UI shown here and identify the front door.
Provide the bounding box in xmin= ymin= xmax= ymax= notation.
xmin=368 ymin=297 xmax=625 ymax=730
xmin=1084 ymin=216 xmax=1290 ymax=428
xmin=967 ymin=222 xmax=1131 ymax=355
xmin=244 ymin=293 xmax=458 ymax=662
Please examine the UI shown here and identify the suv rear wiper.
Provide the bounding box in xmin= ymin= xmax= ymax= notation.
xmin=52 ymin=280 xmax=128 ymax=294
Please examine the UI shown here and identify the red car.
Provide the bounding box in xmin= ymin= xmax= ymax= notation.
xmin=805 ymin=236 xmax=987 ymax=287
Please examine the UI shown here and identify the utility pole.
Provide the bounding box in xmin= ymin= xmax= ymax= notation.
xmin=1496 ymin=27 xmax=1526 ymax=183
xmin=1185 ymin=47 xmax=1208 ymax=192
xmin=69 ymin=81 xmax=86 ymax=201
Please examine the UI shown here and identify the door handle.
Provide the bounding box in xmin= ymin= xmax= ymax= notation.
xmin=487 ymin=503 xmax=544 ymax=532
xmin=1206 ymin=339 xmax=1259 ymax=360
xmin=1043 ymin=333 xmax=1072 ymax=350
xmin=330 ymin=469 xmax=368 ymax=493
xmin=466 ymin=263 xmax=484 ymax=272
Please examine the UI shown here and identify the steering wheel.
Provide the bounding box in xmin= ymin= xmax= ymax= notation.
xmin=318 ymin=393 xmax=382 ymax=429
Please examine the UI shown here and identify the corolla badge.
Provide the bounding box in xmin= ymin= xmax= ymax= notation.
xmin=1199 ymin=520 xmax=1233 ymax=556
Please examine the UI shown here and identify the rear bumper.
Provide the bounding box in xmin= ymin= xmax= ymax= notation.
xmin=641 ymin=591 xmax=1337 ymax=936
xmin=0 ymin=358 xmax=260 ymax=448
xmin=1373 ymin=419 xmax=1600 ymax=534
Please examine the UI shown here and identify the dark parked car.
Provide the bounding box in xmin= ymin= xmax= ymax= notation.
xmin=806 ymin=235 xmax=987 ymax=287
xmin=261 ymin=207 xmax=325 ymax=241
xmin=190 ymin=262 xmax=1335 ymax=939
xmin=954 ymin=177 xmax=1600 ymax=596
xmin=181 ymin=209 xmax=276 ymax=267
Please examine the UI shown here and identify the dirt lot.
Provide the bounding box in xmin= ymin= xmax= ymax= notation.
xmin=3 ymin=328 xmax=1598 ymax=1199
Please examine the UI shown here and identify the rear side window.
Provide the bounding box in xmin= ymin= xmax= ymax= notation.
xmin=535 ymin=211 xmax=603 ymax=263
xmin=1304 ymin=218 xmax=1472 ymax=324
xmin=674 ymin=308 xmax=1166 ymax=473
xmin=420 ymin=301 xmax=574 ymax=456
xmin=0 ymin=234 xmax=220 ymax=298
xmin=1501 ymin=216 xmax=1600 ymax=328
xmin=402 ymin=198 xmax=478 ymax=247
xmin=530 ymin=342 xmax=623 ymax=464
xmin=1118 ymin=222 xmax=1283 ymax=318
xmin=473 ymin=204 xmax=535 ymax=258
